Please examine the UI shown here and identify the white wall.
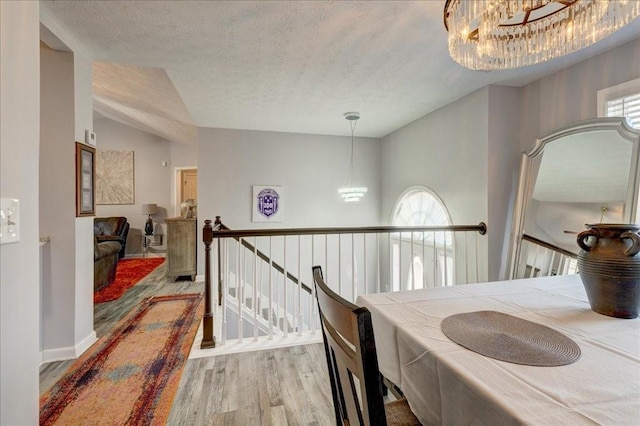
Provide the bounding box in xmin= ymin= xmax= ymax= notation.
xmin=487 ymin=86 xmax=522 ymax=281
xmin=0 ymin=2 xmax=41 ymax=424
xmin=197 ymin=127 xmax=381 ymax=282
xmin=379 ymin=39 xmax=640 ymax=282
xmin=519 ymin=38 xmax=640 ymax=152
xmin=170 ymin=136 xmax=198 ymax=167
xmin=169 ymin=134 xmax=198 ymax=217
xmin=381 ymin=88 xmax=490 ymax=281
xmin=38 ymin=15 xmax=97 ymax=363
xmin=73 ymin=49 xmax=96 ymax=348
xmin=198 ymin=127 xmax=381 ymax=229
xmin=94 ymin=117 xmax=175 ymax=254
xmin=40 ymin=44 xmax=77 ymax=353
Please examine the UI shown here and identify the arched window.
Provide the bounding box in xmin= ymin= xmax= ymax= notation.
xmin=392 ymin=186 xmax=453 ymax=244
xmin=391 ymin=187 xmax=454 ymax=290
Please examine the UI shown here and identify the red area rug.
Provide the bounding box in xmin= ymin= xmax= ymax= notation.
xmin=95 ymin=258 xmax=165 ymax=304
xmin=40 ymin=293 xmax=203 ymax=425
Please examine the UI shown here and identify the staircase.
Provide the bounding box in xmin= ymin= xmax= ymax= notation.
xmin=227 ymin=285 xmax=296 ymax=339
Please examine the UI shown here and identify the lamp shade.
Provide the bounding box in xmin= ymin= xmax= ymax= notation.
xmin=141 ymin=204 xmax=157 ymax=215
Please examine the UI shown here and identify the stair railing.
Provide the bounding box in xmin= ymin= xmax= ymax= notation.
xmin=201 ymin=218 xmax=487 ymax=349
xmin=513 ymin=233 xmax=578 ymax=279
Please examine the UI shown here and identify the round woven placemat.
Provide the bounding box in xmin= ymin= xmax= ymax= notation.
xmin=441 ymin=311 xmax=581 ymax=366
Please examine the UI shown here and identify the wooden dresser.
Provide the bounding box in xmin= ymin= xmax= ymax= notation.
xmin=165 ymin=217 xmax=196 ymax=281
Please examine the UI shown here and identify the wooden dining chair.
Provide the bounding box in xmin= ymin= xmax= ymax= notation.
xmin=312 ymin=266 xmax=421 ymax=426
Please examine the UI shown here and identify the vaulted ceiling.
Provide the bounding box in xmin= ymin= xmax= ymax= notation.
xmin=40 ymin=1 xmax=640 ymax=144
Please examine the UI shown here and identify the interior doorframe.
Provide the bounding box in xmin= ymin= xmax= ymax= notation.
xmin=173 ymin=166 xmax=197 ymax=217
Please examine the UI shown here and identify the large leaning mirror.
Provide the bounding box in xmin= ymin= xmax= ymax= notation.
xmin=508 ymin=117 xmax=640 ymax=279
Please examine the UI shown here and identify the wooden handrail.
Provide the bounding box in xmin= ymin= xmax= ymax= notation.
xmin=522 ymin=234 xmax=577 ymax=258
xmin=210 ymin=222 xmax=487 ymax=238
xmin=212 ymin=220 xmax=486 ymax=296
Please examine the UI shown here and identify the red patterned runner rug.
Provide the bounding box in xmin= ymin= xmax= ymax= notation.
xmin=95 ymin=258 xmax=165 ymax=304
xmin=40 ymin=293 xmax=204 ymax=425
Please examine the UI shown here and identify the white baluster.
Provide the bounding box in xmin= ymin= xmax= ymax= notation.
xmin=237 ymin=239 xmax=242 ymax=343
xmin=269 ymin=236 xmax=273 ymax=339
xmin=253 ymin=240 xmax=258 ymax=341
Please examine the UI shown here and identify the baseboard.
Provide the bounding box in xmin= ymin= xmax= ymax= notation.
xmin=195 ymin=274 xmax=204 ymax=282
xmin=125 ymin=253 xmax=167 ymax=259
xmin=41 ymin=345 xmax=76 ymax=364
xmin=40 ymin=331 xmax=97 ymax=365
xmin=75 ymin=331 xmax=97 ymax=357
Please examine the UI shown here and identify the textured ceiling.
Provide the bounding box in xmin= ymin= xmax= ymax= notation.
xmin=93 ymin=62 xmax=197 ymax=145
xmin=40 ymin=1 xmax=640 ymax=142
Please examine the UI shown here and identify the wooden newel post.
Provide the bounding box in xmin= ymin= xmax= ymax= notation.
xmin=201 ymin=219 xmax=216 ymax=349
xmin=214 ymin=216 xmax=223 ymax=306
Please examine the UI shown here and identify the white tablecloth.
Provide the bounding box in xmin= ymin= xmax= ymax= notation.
xmin=357 ymin=275 xmax=640 ymax=425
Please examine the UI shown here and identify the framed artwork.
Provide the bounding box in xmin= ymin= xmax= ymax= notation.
xmin=96 ymin=150 xmax=135 ymax=204
xmin=252 ymin=185 xmax=284 ymax=223
xmin=76 ymin=142 xmax=96 ymax=217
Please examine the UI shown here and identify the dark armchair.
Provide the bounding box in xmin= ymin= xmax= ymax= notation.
xmin=94 ymin=217 xmax=129 ymax=259
xmin=94 ymin=237 xmax=121 ymax=291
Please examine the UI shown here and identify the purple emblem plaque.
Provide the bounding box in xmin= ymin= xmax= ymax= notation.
xmin=257 ymin=188 xmax=280 ymax=218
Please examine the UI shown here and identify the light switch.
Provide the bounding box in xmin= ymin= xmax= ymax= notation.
xmin=0 ymin=198 xmax=20 ymax=244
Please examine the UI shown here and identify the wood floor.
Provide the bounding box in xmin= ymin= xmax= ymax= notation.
xmin=170 ymin=344 xmax=334 ymax=425
xmin=39 ymin=261 xmax=335 ymax=425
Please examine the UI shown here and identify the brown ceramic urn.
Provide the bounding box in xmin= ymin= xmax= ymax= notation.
xmin=577 ymin=224 xmax=640 ymax=319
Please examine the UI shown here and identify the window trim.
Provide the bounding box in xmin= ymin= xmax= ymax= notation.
xmin=391 ymin=185 xmax=453 ymax=227
xmin=597 ymin=77 xmax=640 ymax=119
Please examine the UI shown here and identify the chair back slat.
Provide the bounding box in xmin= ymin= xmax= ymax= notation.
xmin=312 ymin=266 xmax=387 ymax=426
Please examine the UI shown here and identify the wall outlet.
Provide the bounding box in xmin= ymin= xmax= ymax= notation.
xmin=85 ymin=130 xmax=96 ymax=146
xmin=0 ymin=198 xmax=20 ymax=244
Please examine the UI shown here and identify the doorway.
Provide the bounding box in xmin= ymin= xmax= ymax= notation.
xmin=174 ymin=167 xmax=197 ymax=216
xmin=180 ymin=169 xmax=197 ymax=202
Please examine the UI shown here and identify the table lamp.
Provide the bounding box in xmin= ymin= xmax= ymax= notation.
xmin=142 ymin=203 xmax=157 ymax=235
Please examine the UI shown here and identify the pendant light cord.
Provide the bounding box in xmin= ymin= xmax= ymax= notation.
xmin=348 ymin=119 xmax=357 ymax=185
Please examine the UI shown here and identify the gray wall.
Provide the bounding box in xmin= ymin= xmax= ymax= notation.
xmin=93 ymin=118 xmax=199 ymax=253
xmin=40 ymin=44 xmax=78 ymax=354
xmin=487 ymin=86 xmax=522 ymax=281
xmin=94 ymin=117 xmax=174 ymax=254
xmin=197 ymin=127 xmax=381 ymax=229
xmin=379 ymin=38 xmax=640 ymax=282
xmin=519 ymin=38 xmax=640 ymax=152
xmin=381 ymin=88 xmax=490 ymax=281
xmin=1 ymin=2 xmax=41 ymax=424
xmin=37 ymin=13 xmax=97 ymax=365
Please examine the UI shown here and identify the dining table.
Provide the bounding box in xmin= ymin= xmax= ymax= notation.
xmin=356 ymin=274 xmax=640 ymax=425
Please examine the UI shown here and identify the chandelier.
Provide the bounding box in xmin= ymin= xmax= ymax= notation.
xmin=444 ymin=0 xmax=640 ymax=70
xmin=338 ymin=112 xmax=368 ymax=202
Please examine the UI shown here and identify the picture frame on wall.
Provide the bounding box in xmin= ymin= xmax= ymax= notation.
xmin=252 ymin=185 xmax=284 ymax=223
xmin=76 ymin=142 xmax=96 ymax=217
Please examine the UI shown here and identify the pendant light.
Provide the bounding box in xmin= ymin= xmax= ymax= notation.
xmin=338 ymin=112 xmax=368 ymax=202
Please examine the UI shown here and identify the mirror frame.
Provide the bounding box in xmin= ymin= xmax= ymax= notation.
xmin=507 ymin=117 xmax=640 ymax=279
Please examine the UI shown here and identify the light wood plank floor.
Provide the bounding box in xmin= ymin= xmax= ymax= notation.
xmin=39 ymin=261 xmax=336 ymax=425
xmin=170 ymin=343 xmax=334 ymax=425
